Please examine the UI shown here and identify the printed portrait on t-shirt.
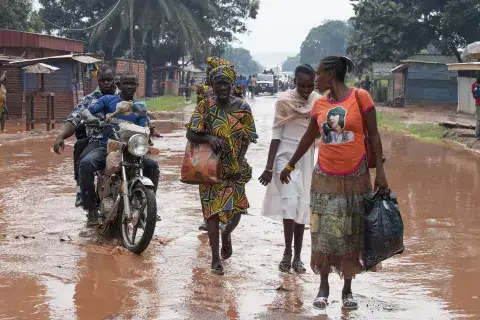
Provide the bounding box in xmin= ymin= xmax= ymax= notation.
xmin=321 ymin=106 xmax=354 ymax=145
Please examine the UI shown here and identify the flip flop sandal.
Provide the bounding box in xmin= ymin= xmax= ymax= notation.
xmin=313 ymin=297 xmax=329 ymax=310
xmin=211 ymin=263 xmax=224 ymax=276
xmin=221 ymin=234 xmax=233 ymax=260
xmin=279 ymin=253 xmax=292 ymax=273
xmin=292 ymin=260 xmax=307 ymax=274
xmin=342 ymin=294 xmax=358 ymax=310
xmin=199 ymin=220 xmax=207 ymax=231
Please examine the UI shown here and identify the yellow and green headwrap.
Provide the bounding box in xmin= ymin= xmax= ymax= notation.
xmin=206 ymin=57 xmax=229 ymax=75
xmin=206 ymin=56 xmax=236 ymax=85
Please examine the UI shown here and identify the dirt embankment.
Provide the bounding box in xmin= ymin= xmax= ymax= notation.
xmin=377 ymin=105 xmax=480 ymax=153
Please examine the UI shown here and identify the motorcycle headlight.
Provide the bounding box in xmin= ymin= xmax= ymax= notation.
xmin=128 ymin=134 xmax=149 ymax=157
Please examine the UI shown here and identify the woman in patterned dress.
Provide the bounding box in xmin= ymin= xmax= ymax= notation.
xmin=186 ymin=59 xmax=258 ymax=275
xmin=280 ymin=56 xmax=389 ymax=310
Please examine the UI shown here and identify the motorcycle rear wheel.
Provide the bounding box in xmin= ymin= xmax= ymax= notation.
xmin=120 ymin=184 xmax=157 ymax=254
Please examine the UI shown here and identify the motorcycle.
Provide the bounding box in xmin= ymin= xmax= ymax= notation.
xmin=82 ymin=111 xmax=158 ymax=254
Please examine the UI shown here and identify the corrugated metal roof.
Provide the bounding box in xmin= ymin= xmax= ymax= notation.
xmin=8 ymin=54 xmax=101 ymax=66
xmin=447 ymin=62 xmax=480 ymax=71
xmin=72 ymin=55 xmax=101 ymax=64
xmin=0 ymin=29 xmax=84 ymax=53
xmin=0 ymin=55 xmax=24 ymax=63
xmin=399 ymin=60 xmax=447 ymax=65
xmin=23 ymin=63 xmax=60 ymax=73
xmin=391 ymin=63 xmax=412 ymax=73
xmin=391 ymin=60 xmax=449 ymax=73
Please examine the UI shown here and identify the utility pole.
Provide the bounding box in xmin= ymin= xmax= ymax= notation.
xmin=129 ymin=0 xmax=134 ymax=71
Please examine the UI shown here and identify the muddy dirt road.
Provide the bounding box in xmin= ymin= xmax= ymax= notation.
xmin=0 ymin=95 xmax=479 ymax=319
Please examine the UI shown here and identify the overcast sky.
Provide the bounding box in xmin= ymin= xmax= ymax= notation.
xmin=235 ymin=0 xmax=354 ymax=54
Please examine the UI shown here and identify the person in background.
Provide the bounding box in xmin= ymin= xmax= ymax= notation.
xmin=259 ymin=64 xmax=320 ymax=274
xmin=363 ymin=75 xmax=371 ymax=92
xmin=186 ymin=58 xmax=258 ymax=275
xmin=152 ymin=77 xmax=159 ymax=97
xmin=53 ymin=65 xmax=117 ymax=208
xmin=0 ymin=71 xmax=7 ymax=132
xmin=233 ymin=83 xmax=245 ymax=99
xmin=472 ymin=77 xmax=480 ymax=139
xmin=249 ymin=75 xmax=257 ymax=100
xmin=280 ymin=56 xmax=388 ymax=310
xmin=242 ymin=76 xmax=248 ymax=98
xmin=185 ymin=77 xmax=192 ymax=101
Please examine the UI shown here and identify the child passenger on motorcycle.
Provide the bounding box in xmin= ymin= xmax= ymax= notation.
xmin=79 ymin=71 xmax=160 ymax=227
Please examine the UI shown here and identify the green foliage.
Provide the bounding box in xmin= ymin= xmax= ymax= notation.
xmin=146 ymin=95 xmax=193 ymax=111
xmin=282 ymin=55 xmax=301 ymax=72
xmin=299 ymin=20 xmax=352 ymax=67
xmin=376 ymin=111 xmax=449 ymax=140
xmin=222 ymin=46 xmax=262 ymax=76
xmin=39 ymin=0 xmax=259 ymax=64
xmin=0 ymin=0 xmax=43 ymax=32
xmin=348 ymin=0 xmax=480 ymax=69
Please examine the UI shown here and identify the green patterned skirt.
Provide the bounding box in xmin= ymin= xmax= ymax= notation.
xmin=310 ymin=161 xmax=372 ymax=279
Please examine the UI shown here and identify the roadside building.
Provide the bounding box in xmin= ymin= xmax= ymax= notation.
xmin=390 ymin=60 xmax=458 ymax=107
xmin=0 ymin=29 xmax=103 ymax=123
xmin=447 ymin=62 xmax=480 ymax=114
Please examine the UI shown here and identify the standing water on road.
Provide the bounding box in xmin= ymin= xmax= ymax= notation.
xmin=0 ymin=96 xmax=479 ymax=319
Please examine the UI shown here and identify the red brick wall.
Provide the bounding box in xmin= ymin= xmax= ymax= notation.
xmin=115 ymin=59 xmax=146 ymax=98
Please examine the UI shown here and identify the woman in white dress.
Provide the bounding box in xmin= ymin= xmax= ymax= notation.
xmin=259 ymin=65 xmax=320 ymax=273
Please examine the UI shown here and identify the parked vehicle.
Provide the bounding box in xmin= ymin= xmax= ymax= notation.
xmin=84 ymin=116 xmax=158 ymax=254
xmin=256 ymin=74 xmax=275 ymax=95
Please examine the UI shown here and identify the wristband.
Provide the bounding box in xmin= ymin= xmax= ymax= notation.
xmin=285 ymin=163 xmax=295 ymax=172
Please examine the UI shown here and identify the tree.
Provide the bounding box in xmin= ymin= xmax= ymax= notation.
xmin=348 ymin=0 xmax=480 ymax=68
xmin=0 ymin=0 xmax=43 ymax=32
xmin=40 ymin=0 xmax=259 ymax=94
xmin=282 ymin=55 xmax=301 ymax=72
xmin=222 ymin=46 xmax=262 ymax=76
xmin=40 ymin=0 xmax=259 ymax=62
xmin=299 ymin=20 xmax=352 ymax=67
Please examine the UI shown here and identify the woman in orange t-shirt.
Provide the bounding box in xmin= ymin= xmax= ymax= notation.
xmin=280 ymin=56 xmax=388 ymax=310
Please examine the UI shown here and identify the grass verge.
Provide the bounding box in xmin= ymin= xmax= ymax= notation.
xmin=146 ymin=95 xmax=195 ymax=112
xmin=376 ymin=111 xmax=449 ymax=140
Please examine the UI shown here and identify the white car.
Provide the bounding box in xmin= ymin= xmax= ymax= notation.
xmin=256 ymin=74 xmax=275 ymax=95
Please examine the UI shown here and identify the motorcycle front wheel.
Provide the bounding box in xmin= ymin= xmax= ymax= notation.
xmin=120 ymin=183 xmax=157 ymax=254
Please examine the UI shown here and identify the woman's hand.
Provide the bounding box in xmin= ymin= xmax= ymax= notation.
xmin=279 ymin=168 xmax=292 ymax=184
xmin=208 ymin=136 xmax=223 ymax=154
xmin=258 ymin=169 xmax=273 ymax=186
xmin=375 ymin=170 xmax=389 ymax=195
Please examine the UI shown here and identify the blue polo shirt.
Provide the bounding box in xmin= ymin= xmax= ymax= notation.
xmin=88 ymin=94 xmax=149 ymax=145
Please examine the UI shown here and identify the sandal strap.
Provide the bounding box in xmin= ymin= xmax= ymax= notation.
xmin=293 ymin=260 xmax=306 ymax=268
xmin=313 ymin=297 xmax=328 ymax=303
xmin=342 ymin=295 xmax=358 ymax=308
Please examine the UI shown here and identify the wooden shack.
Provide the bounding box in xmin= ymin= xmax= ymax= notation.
xmin=152 ymin=65 xmax=181 ymax=96
xmin=6 ymin=54 xmax=101 ymax=121
xmin=0 ymin=30 xmax=92 ymax=121
xmin=447 ymin=62 xmax=480 ymax=115
xmin=390 ymin=61 xmax=458 ymax=106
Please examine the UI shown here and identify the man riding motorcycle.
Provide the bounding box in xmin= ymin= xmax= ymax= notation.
xmin=79 ymin=71 xmax=160 ymax=227
xmin=53 ymin=65 xmax=117 ymax=207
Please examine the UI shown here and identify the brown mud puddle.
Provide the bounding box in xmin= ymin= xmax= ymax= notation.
xmin=0 ymin=97 xmax=479 ymax=319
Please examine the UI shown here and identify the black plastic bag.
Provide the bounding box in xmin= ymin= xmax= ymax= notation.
xmin=363 ymin=191 xmax=404 ymax=270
